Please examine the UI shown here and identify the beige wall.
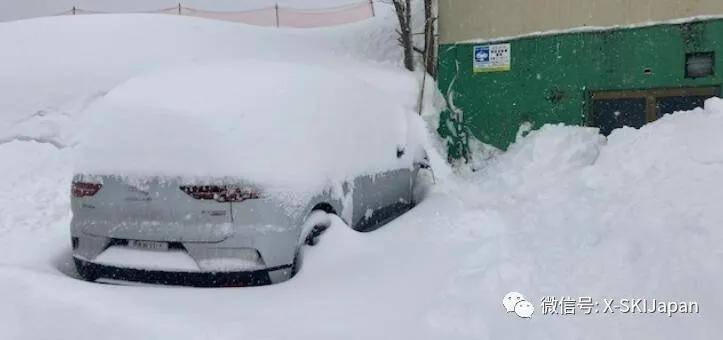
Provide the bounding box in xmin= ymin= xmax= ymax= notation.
xmin=439 ymin=0 xmax=723 ymax=43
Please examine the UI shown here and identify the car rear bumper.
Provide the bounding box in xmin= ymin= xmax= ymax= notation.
xmin=74 ymin=257 xmax=292 ymax=287
xmin=72 ymin=221 xmax=300 ymax=276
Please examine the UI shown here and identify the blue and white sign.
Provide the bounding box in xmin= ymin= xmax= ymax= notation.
xmin=474 ymin=45 xmax=490 ymax=64
xmin=473 ymin=43 xmax=511 ymax=73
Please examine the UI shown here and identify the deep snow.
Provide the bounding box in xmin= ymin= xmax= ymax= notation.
xmin=3 ymin=99 xmax=723 ymax=339
xmin=426 ymin=98 xmax=723 ymax=339
xmin=2 ymin=2 xmax=723 ymax=340
xmin=0 ymin=6 xmax=407 ymax=149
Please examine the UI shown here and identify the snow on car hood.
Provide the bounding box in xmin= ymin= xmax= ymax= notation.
xmin=74 ymin=60 xmax=416 ymax=194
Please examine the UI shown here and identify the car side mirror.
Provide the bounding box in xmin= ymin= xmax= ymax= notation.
xmin=396 ymin=146 xmax=405 ymax=158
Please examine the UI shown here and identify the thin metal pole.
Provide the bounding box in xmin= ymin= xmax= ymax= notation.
xmin=417 ymin=20 xmax=434 ymax=116
xmin=369 ymin=0 xmax=375 ymax=17
xmin=275 ymin=4 xmax=280 ymax=27
xmin=417 ymin=70 xmax=427 ymax=116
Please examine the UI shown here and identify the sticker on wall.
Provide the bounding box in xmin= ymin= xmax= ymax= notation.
xmin=473 ymin=43 xmax=511 ymax=73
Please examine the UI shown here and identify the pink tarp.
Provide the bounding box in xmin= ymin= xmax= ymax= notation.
xmin=59 ymin=1 xmax=375 ymax=28
xmin=278 ymin=2 xmax=374 ymax=28
xmin=182 ymin=7 xmax=278 ymax=27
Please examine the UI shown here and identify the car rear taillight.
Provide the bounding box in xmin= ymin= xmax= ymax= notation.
xmin=72 ymin=182 xmax=102 ymax=198
xmin=180 ymin=185 xmax=260 ymax=203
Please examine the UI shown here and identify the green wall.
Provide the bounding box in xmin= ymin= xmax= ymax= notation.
xmin=437 ymin=19 xmax=723 ymax=157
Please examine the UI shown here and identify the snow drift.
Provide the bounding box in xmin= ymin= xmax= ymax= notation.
xmin=427 ymin=97 xmax=723 ymax=339
xmin=2 ymin=2 xmax=723 ymax=339
xmin=3 ymin=95 xmax=723 ymax=339
xmin=0 ymin=7 xmax=405 ymax=148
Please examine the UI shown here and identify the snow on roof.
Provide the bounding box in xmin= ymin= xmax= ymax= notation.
xmin=75 ymin=60 xmax=415 ymax=193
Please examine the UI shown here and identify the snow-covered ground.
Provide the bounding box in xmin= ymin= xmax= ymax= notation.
xmin=2 ymin=2 xmax=723 ymax=339
xmin=426 ymin=99 xmax=723 ymax=339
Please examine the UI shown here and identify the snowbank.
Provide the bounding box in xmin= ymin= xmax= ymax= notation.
xmin=0 ymin=141 xmax=72 ymax=235
xmin=3 ymin=97 xmax=723 ymax=339
xmin=0 ymin=3 xmax=458 ymax=340
xmin=76 ymin=60 xmax=414 ymax=192
xmin=3 ymin=1 xmax=722 ymax=339
xmin=0 ymin=6 xmax=403 ymax=148
xmin=427 ymin=97 xmax=723 ymax=339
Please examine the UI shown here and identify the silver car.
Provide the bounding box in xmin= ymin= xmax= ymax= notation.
xmin=70 ymin=151 xmax=429 ymax=286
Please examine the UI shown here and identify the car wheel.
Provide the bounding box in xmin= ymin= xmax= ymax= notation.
xmin=293 ymin=210 xmax=332 ymax=277
xmin=302 ymin=210 xmax=332 ymax=246
xmin=290 ymin=247 xmax=302 ymax=277
xmin=304 ymin=224 xmax=328 ymax=246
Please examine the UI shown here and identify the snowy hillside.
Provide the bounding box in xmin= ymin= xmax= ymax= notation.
xmin=2 ymin=2 xmax=723 ymax=340
xmin=0 ymin=5 xmax=407 ymax=148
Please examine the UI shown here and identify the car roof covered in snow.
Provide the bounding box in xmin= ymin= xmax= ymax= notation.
xmin=75 ymin=60 xmax=417 ymax=194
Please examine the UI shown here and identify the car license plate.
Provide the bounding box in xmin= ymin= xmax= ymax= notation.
xmin=127 ymin=240 xmax=168 ymax=251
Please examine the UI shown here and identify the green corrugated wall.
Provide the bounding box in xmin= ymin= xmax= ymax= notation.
xmin=437 ymin=19 xmax=723 ymax=158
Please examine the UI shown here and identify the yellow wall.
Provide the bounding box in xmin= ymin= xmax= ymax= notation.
xmin=439 ymin=0 xmax=723 ymax=43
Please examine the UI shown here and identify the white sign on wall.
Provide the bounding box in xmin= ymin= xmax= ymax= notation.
xmin=473 ymin=43 xmax=511 ymax=73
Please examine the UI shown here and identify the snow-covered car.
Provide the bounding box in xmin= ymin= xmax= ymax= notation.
xmin=69 ymin=61 xmax=430 ymax=286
